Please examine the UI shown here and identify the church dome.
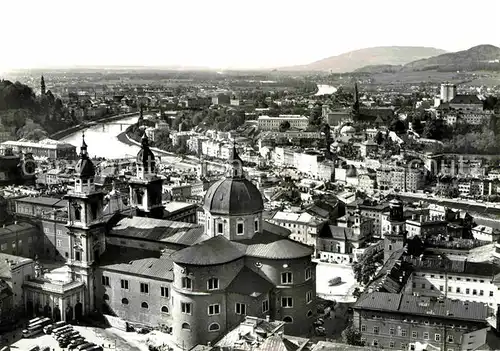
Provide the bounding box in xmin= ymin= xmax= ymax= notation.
xmin=74 ymin=134 xmax=95 ymax=178
xmin=136 ymin=134 xmax=155 ymax=171
xmin=203 ymin=145 xmax=263 ymax=216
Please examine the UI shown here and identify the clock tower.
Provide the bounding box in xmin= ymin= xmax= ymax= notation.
xmin=64 ymin=134 xmax=106 ymax=318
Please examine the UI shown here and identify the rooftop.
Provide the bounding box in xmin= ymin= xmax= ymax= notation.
xmin=355 ymin=292 xmax=488 ymax=322
xmin=1 ymin=139 xmax=76 ymax=150
xmin=0 ymin=253 xmax=33 ymax=280
xmin=110 ymin=216 xmax=208 ymax=246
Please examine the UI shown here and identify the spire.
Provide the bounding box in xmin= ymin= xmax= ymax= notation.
xmin=141 ymin=133 xmax=149 ymax=148
xmin=227 ymin=142 xmax=243 ymax=178
xmin=353 ymin=82 xmax=360 ymax=115
xmin=80 ymin=132 xmax=88 ymax=158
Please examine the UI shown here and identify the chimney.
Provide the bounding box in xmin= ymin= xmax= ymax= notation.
xmin=278 ymin=331 xmax=283 ymax=339
xmin=265 ymin=315 xmax=270 ymax=322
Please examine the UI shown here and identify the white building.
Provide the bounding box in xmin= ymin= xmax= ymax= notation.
xmin=257 ymin=115 xmax=309 ymax=131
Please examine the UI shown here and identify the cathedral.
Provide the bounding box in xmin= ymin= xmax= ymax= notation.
xmin=2 ymin=134 xmax=317 ymax=350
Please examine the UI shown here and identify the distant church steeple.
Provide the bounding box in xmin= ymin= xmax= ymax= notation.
xmin=41 ymin=75 xmax=46 ymax=96
xmin=353 ymin=82 xmax=360 ymax=116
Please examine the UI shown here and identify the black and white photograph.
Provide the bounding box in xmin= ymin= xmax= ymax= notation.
xmin=1 ymin=0 xmax=500 ymax=350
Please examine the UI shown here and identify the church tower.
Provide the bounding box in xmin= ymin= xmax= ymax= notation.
xmin=128 ymin=134 xmax=164 ymax=219
xmin=40 ymin=75 xmax=46 ymax=96
xmin=353 ymin=82 xmax=360 ymax=117
xmin=384 ymin=197 xmax=406 ymax=262
xmin=64 ymin=134 xmax=107 ymax=318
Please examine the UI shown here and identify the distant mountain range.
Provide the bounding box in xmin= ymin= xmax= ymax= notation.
xmin=279 ymin=46 xmax=447 ymax=72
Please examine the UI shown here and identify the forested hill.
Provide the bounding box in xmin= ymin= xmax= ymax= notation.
xmin=0 ymin=79 xmax=70 ymax=141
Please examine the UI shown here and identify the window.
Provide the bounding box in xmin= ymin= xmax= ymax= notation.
xmin=307 ymin=310 xmax=313 ymax=318
xmin=412 ymin=331 xmax=418 ymax=338
xmin=389 ymin=341 xmax=395 ymax=348
xmin=389 ymin=327 xmax=395 ymax=335
xmin=439 ymin=285 xmax=444 ymax=291
xmin=207 ymin=278 xmax=219 ymax=290
xmin=237 ymin=221 xmax=244 ymax=235
xmin=181 ymin=323 xmax=191 ymax=331
xmin=466 ymin=288 xmax=470 ymax=294
xmin=141 ymin=302 xmax=149 ymax=309
xmin=121 ymin=279 xmax=129 ymax=290
xmin=181 ymin=302 xmax=192 ymax=315
xmin=161 ymin=306 xmax=169 ymax=314
xmin=306 ymin=291 xmax=313 ymax=304
xmin=490 ymin=291 xmax=494 ymax=297
xmin=102 ymin=276 xmax=110 ymax=287
xmin=372 ymin=340 xmax=378 ymax=347
xmin=456 ymin=287 xmax=461 ymax=293
xmin=208 ymin=304 xmax=220 ymax=316
xmin=401 ymin=329 xmax=407 ymax=337
xmin=283 ymin=316 xmax=293 ymax=323
xmin=305 ymin=267 xmax=312 ymax=281
xmin=254 ymin=218 xmax=259 ymax=232
xmin=447 ymin=335 xmax=454 ymax=342
xmin=262 ymin=300 xmax=269 ymax=313
xmin=182 ymin=277 xmax=192 ymax=290
xmin=480 ymin=290 xmax=484 ymax=296
xmin=424 ymin=332 xmax=429 ymax=340
xmin=235 ymin=303 xmax=246 ymax=315
xmin=435 ymin=334 xmax=441 ymax=342
xmin=421 ymin=283 xmax=426 ymax=289
xmin=0 ymin=243 xmax=6 ymax=251
xmin=281 ymin=272 xmax=293 ymax=284
xmin=161 ymin=286 xmax=169 ymax=298
xmin=473 ymin=289 xmax=477 ymax=295
xmin=448 ymin=286 xmax=452 ymax=292
xmin=56 ymin=239 xmax=62 ymax=247
xmin=281 ymin=297 xmax=293 ymax=308
xmin=121 ymin=298 xmax=129 ymax=305
xmin=140 ymin=283 xmax=149 ymax=294
xmin=373 ymin=326 xmax=379 ymax=334
xmin=217 ymin=223 xmax=223 ymax=234
xmin=103 ymin=294 xmax=109 ymax=301
xmin=209 ymin=323 xmax=220 ymax=332
xmin=361 ymin=325 xmax=366 ymax=332
xmin=75 ymin=251 xmax=81 ymax=261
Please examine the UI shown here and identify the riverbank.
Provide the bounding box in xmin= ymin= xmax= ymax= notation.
xmin=51 ymin=112 xmax=140 ymax=140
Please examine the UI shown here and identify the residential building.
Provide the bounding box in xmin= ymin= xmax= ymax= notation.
xmin=0 ymin=139 xmax=77 ymax=160
xmin=267 ymin=211 xmax=326 ymax=246
xmin=257 ymin=115 xmax=309 ymax=131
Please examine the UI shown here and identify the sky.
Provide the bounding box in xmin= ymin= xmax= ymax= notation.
xmin=2 ymin=0 xmax=500 ymax=72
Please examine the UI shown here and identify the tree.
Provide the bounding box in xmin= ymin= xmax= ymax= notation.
xmin=341 ymin=327 xmax=364 ymax=346
xmin=279 ymin=120 xmax=291 ymax=132
xmin=412 ymin=118 xmax=424 ymax=135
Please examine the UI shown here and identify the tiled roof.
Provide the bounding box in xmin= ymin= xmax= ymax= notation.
xmin=319 ymin=226 xmax=358 ymax=241
xmin=449 ymin=94 xmax=482 ymax=105
xmin=242 ymin=231 xmax=313 ymax=260
xmin=404 ymin=256 xmax=500 ymax=277
xmin=110 ymin=216 xmax=207 ymax=246
xmin=170 ymin=235 xmax=246 ymax=266
xmin=226 ymin=266 xmax=274 ymax=297
xmin=355 ymin=292 xmax=487 ymax=322
xmin=258 ymin=335 xmax=303 ymax=351
xmin=99 ymin=245 xmax=173 ymax=280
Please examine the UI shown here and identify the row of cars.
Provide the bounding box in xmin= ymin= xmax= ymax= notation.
xmin=21 ymin=317 xmax=103 ymax=351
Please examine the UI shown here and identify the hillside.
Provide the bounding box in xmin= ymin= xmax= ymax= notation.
xmin=403 ymin=44 xmax=500 ymax=72
xmin=354 ymin=64 xmax=403 ymax=74
xmin=279 ymin=46 xmax=446 ymax=72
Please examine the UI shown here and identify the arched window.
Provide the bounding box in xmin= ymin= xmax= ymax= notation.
xmin=121 ymin=298 xmax=129 ymax=305
xmin=236 ymin=219 xmax=244 ymax=235
xmin=254 ymin=218 xmax=259 ymax=232
xmin=74 ymin=206 xmax=81 ymax=221
xmin=103 ymin=294 xmax=109 ymax=301
xmin=181 ymin=322 xmax=191 ymax=331
xmin=208 ymin=323 xmax=220 ymax=332
xmin=161 ymin=306 xmax=169 ymax=314
xmin=307 ymin=310 xmax=313 ymax=318
xmin=283 ymin=316 xmax=293 ymax=323
xmin=141 ymin=302 xmax=149 ymax=309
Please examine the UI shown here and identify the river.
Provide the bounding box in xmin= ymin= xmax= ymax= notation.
xmin=315 ymin=84 xmax=337 ymax=96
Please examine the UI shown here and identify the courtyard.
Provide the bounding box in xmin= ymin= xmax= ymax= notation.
xmin=315 ymin=261 xmax=359 ymax=303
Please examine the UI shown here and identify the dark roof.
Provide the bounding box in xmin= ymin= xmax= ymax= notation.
xmin=204 ymin=177 xmax=264 ymax=216
xmin=17 ymin=196 xmax=67 ymax=208
xmin=110 ymin=216 xmax=207 ymax=246
xmin=319 ymin=225 xmax=359 ymax=241
xmin=226 ymin=266 xmax=274 ymax=297
xmin=170 ymin=235 xmax=246 ymax=266
xmin=257 ymin=335 xmax=303 ymax=351
xmin=404 ymin=256 xmax=500 ymax=277
xmin=242 ymin=229 xmax=314 ymax=260
xmin=355 ymin=292 xmax=488 ymax=322
xmin=449 ymin=94 xmax=482 ymax=105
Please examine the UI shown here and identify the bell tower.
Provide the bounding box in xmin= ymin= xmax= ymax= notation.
xmin=64 ymin=134 xmax=107 ymax=317
xmin=384 ymin=197 xmax=406 ymax=263
xmin=129 ymin=134 xmax=164 ymax=219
